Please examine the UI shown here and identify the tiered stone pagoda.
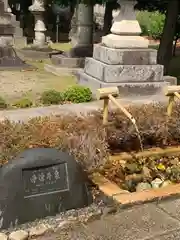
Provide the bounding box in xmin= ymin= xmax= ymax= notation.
xmin=77 ymin=0 xmax=176 ymax=96
xmin=0 ymin=0 xmax=29 ymax=68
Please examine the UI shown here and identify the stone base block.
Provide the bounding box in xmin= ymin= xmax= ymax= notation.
xmin=44 ymin=64 xmax=82 ymax=76
xmin=163 ymin=76 xmax=177 ymax=85
xmin=93 ymin=44 xmax=157 ymax=65
xmin=102 ymin=34 xmax=149 ymax=49
xmin=51 ymin=54 xmax=85 ymax=68
xmin=84 ymin=58 xmax=164 ymax=83
xmin=77 ymin=70 xmax=170 ymax=96
xmin=17 ymin=48 xmax=59 ymax=59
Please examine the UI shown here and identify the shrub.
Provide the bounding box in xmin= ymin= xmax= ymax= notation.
xmin=41 ymin=90 xmax=64 ymax=105
xmin=2 ymin=103 xmax=180 ymax=171
xmin=137 ymin=11 xmax=165 ymax=39
xmin=0 ymin=113 xmax=108 ymax=171
xmin=0 ymin=96 xmax=7 ymax=109
xmin=63 ymin=85 xmax=92 ymax=103
xmin=13 ymin=98 xmax=33 ymax=108
xmin=106 ymin=103 xmax=180 ymax=152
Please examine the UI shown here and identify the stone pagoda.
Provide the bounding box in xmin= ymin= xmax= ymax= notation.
xmin=0 ymin=0 xmax=29 ymax=68
xmin=77 ymin=0 xmax=176 ymax=96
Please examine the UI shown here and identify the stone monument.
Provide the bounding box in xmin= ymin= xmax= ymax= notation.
xmin=0 ymin=0 xmax=30 ymax=68
xmin=29 ymin=0 xmax=48 ymax=48
xmin=45 ymin=1 xmax=93 ymax=74
xmin=0 ymin=148 xmax=92 ymax=229
xmin=18 ymin=0 xmax=59 ymax=59
xmin=77 ymin=0 xmax=177 ymax=96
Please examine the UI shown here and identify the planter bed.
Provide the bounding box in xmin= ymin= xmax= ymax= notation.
xmin=2 ymin=103 xmax=180 ymax=207
xmin=98 ymin=147 xmax=180 ymax=192
xmin=90 ymin=147 xmax=180 ymax=207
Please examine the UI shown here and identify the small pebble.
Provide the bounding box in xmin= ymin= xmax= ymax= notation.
xmin=161 ymin=180 xmax=172 ymax=188
xmin=9 ymin=230 xmax=28 ymax=240
xmin=136 ymin=182 xmax=152 ymax=192
xmin=151 ymin=178 xmax=163 ymax=189
xmin=29 ymin=224 xmax=51 ymax=238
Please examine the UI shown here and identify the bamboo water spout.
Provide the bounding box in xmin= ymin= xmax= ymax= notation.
xmin=96 ymin=87 xmax=143 ymax=151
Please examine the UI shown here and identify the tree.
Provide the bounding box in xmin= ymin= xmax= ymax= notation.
xmin=157 ymin=0 xmax=180 ymax=74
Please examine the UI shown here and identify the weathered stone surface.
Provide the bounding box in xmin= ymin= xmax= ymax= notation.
xmin=151 ymin=178 xmax=163 ymax=189
xmin=93 ymin=44 xmax=157 ymax=65
xmin=78 ymin=70 xmax=169 ymax=96
xmin=0 ymin=233 xmax=7 ymax=240
xmin=102 ymin=34 xmax=149 ymax=49
xmin=9 ymin=230 xmax=28 ymax=240
xmin=44 ymin=64 xmax=81 ymax=77
xmin=86 ymin=204 xmax=180 ymax=240
xmin=152 ymin=230 xmax=180 ymax=240
xmin=84 ymin=58 xmax=164 ymax=82
xmin=163 ymin=75 xmax=177 ymax=85
xmin=29 ymin=224 xmax=50 ymax=237
xmin=51 ymin=55 xmax=85 ymax=68
xmin=136 ymin=182 xmax=152 ymax=192
xmin=158 ymin=199 xmax=180 ymax=221
xmin=0 ymin=148 xmax=92 ymax=229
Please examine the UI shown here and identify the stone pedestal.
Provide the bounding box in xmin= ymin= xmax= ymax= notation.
xmin=77 ymin=0 xmax=176 ymax=96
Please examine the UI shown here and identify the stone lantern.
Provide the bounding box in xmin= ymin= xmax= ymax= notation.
xmin=29 ymin=0 xmax=47 ymax=48
xmin=102 ymin=0 xmax=149 ymax=48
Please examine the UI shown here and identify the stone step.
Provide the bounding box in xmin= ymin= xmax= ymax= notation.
xmin=14 ymin=36 xmax=27 ymax=48
xmin=77 ymin=70 xmax=170 ymax=96
xmin=13 ymin=20 xmax=20 ymax=28
xmin=0 ymin=24 xmax=14 ymax=35
xmin=44 ymin=63 xmax=82 ymax=76
xmin=93 ymin=44 xmax=157 ymax=65
xmin=14 ymin=27 xmax=23 ymax=37
xmin=0 ymin=13 xmax=13 ymax=23
xmin=51 ymin=54 xmax=85 ymax=68
xmin=84 ymin=57 xmax=164 ymax=83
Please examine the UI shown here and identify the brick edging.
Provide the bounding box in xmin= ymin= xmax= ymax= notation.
xmin=91 ymin=172 xmax=180 ymax=207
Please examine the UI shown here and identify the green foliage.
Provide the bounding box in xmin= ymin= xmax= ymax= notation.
xmin=41 ymin=90 xmax=64 ymax=105
xmin=137 ymin=10 xmax=165 ymax=39
xmin=0 ymin=96 xmax=7 ymax=109
xmin=13 ymin=98 xmax=33 ymax=108
xmin=63 ymin=85 xmax=92 ymax=103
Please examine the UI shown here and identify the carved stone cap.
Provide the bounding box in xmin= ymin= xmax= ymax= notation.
xmin=29 ymin=0 xmax=45 ymax=12
xmin=111 ymin=0 xmax=141 ymax=35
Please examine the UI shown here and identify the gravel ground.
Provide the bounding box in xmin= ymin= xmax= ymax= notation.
xmin=0 ymin=69 xmax=75 ymax=103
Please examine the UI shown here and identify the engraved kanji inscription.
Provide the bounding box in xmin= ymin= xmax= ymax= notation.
xmin=23 ymin=163 xmax=69 ymax=198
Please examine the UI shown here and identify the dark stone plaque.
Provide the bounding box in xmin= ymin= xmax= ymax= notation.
xmin=0 ymin=148 xmax=92 ymax=229
xmin=23 ymin=163 xmax=69 ymax=198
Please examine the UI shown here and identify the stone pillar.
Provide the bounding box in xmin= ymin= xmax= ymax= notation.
xmin=69 ymin=7 xmax=78 ymax=46
xmin=29 ymin=0 xmax=47 ymax=48
xmin=68 ymin=1 xmax=94 ymax=57
xmin=102 ymin=0 xmax=149 ymax=48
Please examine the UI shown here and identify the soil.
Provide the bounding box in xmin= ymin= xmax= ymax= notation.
xmin=98 ymin=153 xmax=180 ymax=192
xmin=0 ymin=69 xmax=75 ymax=104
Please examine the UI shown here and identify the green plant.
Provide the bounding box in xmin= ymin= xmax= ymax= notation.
xmin=13 ymin=98 xmax=33 ymax=108
xmin=63 ymin=85 xmax=92 ymax=103
xmin=41 ymin=90 xmax=64 ymax=105
xmin=0 ymin=96 xmax=7 ymax=109
xmin=137 ymin=10 xmax=165 ymax=39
